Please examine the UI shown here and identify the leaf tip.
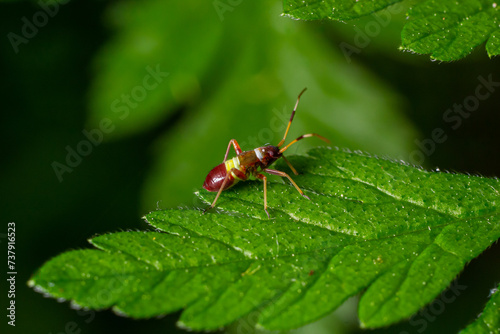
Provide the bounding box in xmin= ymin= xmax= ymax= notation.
xmin=29 ymin=280 xmax=54 ymax=299
xmin=27 ymin=279 xmax=35 ymax=288
xmin=176 ymin=320 xmax=188 ymax=329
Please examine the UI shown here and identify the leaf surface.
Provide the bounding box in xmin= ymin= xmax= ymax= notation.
xmin=283 ymin=0 xmax=403 ymax=21
xmin=283 ymin=0 xmax=500 ymax=61
xmin=401 ymin=0 xmax=500 ymax=60
xmin=29 ymin=148 xmax=500 ymax=330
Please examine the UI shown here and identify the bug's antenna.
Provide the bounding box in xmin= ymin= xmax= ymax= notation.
xmin=279 ymin=133 xmax=330 ymax=154
xmin=278 ymin=88 xmax=307 ymax=147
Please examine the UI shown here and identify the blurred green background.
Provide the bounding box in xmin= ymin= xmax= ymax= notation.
xmin=1 ymin=0 xmax=500 ymax=333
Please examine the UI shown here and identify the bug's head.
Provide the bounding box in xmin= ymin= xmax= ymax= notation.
xmin=258 ymin=145 xmax=282 ymax=165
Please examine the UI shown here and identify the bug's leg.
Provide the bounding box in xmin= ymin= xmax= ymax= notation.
xmin=278 ymin=88 xmax=307 ymax=147
xmin=204 ymin=168 xmax=247 ymax=214
xmin=263 ymin=168 xmax=310 ymax=200
xmin=203 ymin=173 xmax=232 ymax=214
xmin=223 ymin=139 xmax=243 ymax=162
xmin=255 ymin=173 xmax=270 ymax=218
xmin=281 ymin=155 xmax=298 ymax=175
xmin=279 ymin=133 xmax=330 ymax=154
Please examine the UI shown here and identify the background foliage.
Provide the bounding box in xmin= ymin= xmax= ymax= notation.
xmin=1 ymin=0 xmax=500 ymax=333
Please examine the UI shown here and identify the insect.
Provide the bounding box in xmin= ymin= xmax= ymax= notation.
xmin=203 ymin=88 xmax=329 ymax=218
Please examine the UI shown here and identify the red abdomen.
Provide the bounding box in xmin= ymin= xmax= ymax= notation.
xmin=203 ymin=163 xmax=235 ymax=192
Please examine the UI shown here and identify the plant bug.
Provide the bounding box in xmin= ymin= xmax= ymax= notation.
xmin=203 ymin=88 xmax=329 ymax=218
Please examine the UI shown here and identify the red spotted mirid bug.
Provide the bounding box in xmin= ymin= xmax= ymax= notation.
xmin=203 ymin=88 xmax=329 ymax=218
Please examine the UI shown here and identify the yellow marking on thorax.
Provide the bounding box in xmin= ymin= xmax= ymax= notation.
xmin=225 ymin=157 xmax=243 ymax=180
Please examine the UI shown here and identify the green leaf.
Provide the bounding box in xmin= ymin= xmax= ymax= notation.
xmin=282 ymin=0 xmax=403 ymax=21
xmin=461 ymin=284 xmax=500 ymax=333
xmin=402 ymin=0 xmax=500 ymax=61
xmin=282 ymin=0 xmax=500 ymax=61
xmin=29 ymin=147 xmax=500 ymax=331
